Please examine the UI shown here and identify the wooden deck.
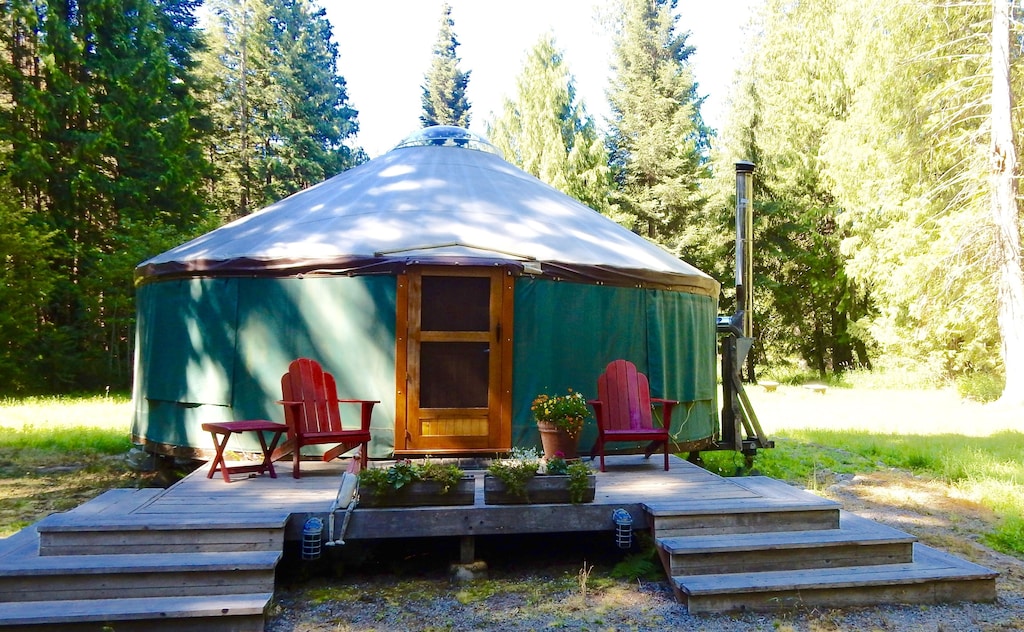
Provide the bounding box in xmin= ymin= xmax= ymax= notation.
xmin=0 ymin=453 xmax=999 ymax=630
xmin=101 ymin=454 xmax=755 ymax=539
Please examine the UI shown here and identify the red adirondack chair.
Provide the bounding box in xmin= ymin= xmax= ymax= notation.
xmin=588 ymin=359 xmax=677 ymax=472
xmin=275 ymin=358 xmax=376 ymax=479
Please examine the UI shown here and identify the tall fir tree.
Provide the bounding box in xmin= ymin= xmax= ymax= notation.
xmin=0 ymin=174 xmax=57 ymax=393
xmin=420 ymin=2 xmax=471 ymax=128
xmin=271 ymin=0 xmax=361 ymax=194
xmin=812 ymin=0 xmax=1024 ymax=394
xmin=200 ymin=0 xmax=362 ymax=219
xmin=718 ymin=0 xmax=872 ymax=375
xmin=604 ymin=0 xmax=710 ymax=248
xmin=0 ymin=0 xmax=211 ymax=390
xmin=990 ymin=0 xmax=1024 ymax=404
xmin=486 ymin=35 xmax=609 ymax=213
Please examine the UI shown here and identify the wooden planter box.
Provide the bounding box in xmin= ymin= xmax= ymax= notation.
xmin=358 ymin=476 xmax=476 ymax=507
xmin=483 ymin=474 xmax=596 ymax=505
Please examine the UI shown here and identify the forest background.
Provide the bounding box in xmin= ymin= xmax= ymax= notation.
xmin=2 ymin=0 xmax=1023 ymax=406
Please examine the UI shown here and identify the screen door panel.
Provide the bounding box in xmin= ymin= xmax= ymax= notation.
xmin=399 ymin=268 xmax=510 ymax=452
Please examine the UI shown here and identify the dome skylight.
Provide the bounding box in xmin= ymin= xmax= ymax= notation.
xmin=393 ymin=125 xmax=503 ymax=157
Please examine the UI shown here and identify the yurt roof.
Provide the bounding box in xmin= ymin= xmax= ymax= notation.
xmin=137 ymin=126 xmax=719 ymax=295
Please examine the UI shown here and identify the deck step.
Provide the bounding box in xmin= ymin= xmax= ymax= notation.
xmin=37 ymin=511 xmax=289 ymax=555
xmin=674 ymin=543 xmax=998 ymax=613
xmin=0 ymin=550 xmax=280 ymax=602
xmin=645 ymin=477 xmax=840 ymax=538
xmin=0 ymin=524 xmax=41 ymax=563
xmin=660 ymin=511 xmax=916 ymax=575
xmin=0 ymin=593 xmax=272 ymax=632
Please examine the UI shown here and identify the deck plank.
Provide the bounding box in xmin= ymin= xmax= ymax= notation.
xmin=0 ymin=550 xmax=281 ymax=575
xmin=38 ymin=513 xmax=289 ymax=532
xmin=661 ymin=511 xmax=915 ymax=555
xmin=0 ymin=525 xmax=39 ymax=563
xmin=66 ymin=488 xmax=163 ymax=515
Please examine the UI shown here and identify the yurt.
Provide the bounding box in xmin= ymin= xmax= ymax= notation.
xmin=131 ymin=126 xmax=722 ymax=460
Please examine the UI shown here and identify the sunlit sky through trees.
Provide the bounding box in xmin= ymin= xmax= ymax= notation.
xmin=325 ymin=0 xmax=756 ymax=157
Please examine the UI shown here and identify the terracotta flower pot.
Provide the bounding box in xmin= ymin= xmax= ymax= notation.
xmin=536 ymin=420 xmax=579 ymax=459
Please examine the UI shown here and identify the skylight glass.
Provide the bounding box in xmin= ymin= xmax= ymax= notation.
xmin=393 ymin=125 xmax=503 ymax=157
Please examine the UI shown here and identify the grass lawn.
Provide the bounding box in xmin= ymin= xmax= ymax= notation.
xmin=0 ymin=394 xmax=139 ymax=537
xmin=734 ymin=385 xmax=1024 ymax=555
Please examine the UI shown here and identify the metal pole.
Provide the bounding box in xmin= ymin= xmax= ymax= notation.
xmin=735 ymin=161 xmax=755 ymax=338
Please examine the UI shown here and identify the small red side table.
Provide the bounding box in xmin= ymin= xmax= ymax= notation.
xmin=201 ymin=420 xmax=287 ymax=483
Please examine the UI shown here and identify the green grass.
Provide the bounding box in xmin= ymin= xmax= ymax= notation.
xmin=759 ymin=361 xmax=947 ymax=390
xmin=0 ymin=394 xmax=139 ymax=537
xmin=0 ymin=393 xmax=132 ymax=430
xmin=702 ymin=427 xmax=1024 ymax=556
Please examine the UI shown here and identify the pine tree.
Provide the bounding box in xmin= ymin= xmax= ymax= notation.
xmin=605 ymin=0 xmax=710 ymax=246
xmin=201 ymin=0 xmax=281 ymax=218
xmin=487 ymin=35 xmax=609 ymax=212
xmin=201 ymin=0 xmax=362 ymax=219
xmin=0 ymin=0 xmax=211 ymax=390
xmin=716 ymin=0 xmax=872 ymax=375
xmin=810 ymin=0 xmax=1015 ymax=386
xmin=420 ymin=2 xmax=471 ymax=128
xmin=271 ymin=1 xmax=361 ymax=193
xmin=0 ymin=175 xmax=57 ymax=392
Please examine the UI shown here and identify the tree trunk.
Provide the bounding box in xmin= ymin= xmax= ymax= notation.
xmin=991 ymin=0 xmax=1024 ymax=405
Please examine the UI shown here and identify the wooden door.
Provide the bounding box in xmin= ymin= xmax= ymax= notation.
xmin=395 ymin=267 xmax=513 ymax=454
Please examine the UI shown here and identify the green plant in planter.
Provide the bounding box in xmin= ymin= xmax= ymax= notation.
xmin=545 ymin=454 xmax=593 ymax=504
xmin=565 ymin=460 xmax=592 ymax=504
xmin=359 ymin=458 xmax=465 ymax=495
xmin=488 ymin=448 xmax=594 ymax=504
xmin=487 ymin=447 xmax=541 ymax=500
xmin=545 ymin=453 xmax=570 ymax=475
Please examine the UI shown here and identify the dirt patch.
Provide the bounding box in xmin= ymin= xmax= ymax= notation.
xmin=824 ymin=469 xmax=1024 ymax=598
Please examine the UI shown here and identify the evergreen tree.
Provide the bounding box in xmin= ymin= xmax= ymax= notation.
xmin=200 ymin=0 xmax=362 ymax=219
xmin=420 ymin=2 xmax=471 ymax=128
xmin=604 ymin=0 xmax=710 ymax=247
xmin=816 ymin=0 xmax=1024 ymax=394
xmin=270 ymin=0 xmax=361 ymax=194
xmin=487 ymin=35 xmax=609 ymax=212
xmin=717 ymin=0 xmax=872 ymax=375
xmin=0 ymin=175 xmax=57 ymax=392
xmin=0 ymin=0 xmax=211 ymax=391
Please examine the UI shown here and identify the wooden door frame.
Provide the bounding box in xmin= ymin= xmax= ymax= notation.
xmin=394 ymin=266 xmax=514 ymax=455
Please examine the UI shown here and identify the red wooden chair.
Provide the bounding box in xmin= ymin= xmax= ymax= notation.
xmin=275 ymin=358 xmax=376 ymax=479
xmin=588 ymin=359 xmax=677 ymax=472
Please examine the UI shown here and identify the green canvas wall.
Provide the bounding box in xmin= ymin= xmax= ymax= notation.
xmin=510 ymin=279 xmax=719 ymax=452
xmin=132 ymin=273 xmax=719 ymax=459
xmin=132 ymin=275 xmax=398 ymax=456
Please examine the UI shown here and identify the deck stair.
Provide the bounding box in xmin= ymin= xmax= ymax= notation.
xmin=0 ymin=488 xmax=288 ymax=632
xmin=649 ymin=476 xmax=998 ymax=613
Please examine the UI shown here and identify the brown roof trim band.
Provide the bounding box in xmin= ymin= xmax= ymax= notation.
xmin=135 ymin=256 xmax=721 ymax=297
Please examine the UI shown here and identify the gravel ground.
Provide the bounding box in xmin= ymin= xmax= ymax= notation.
xmin=267 ymin=560 xmax=1024 ymax=632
